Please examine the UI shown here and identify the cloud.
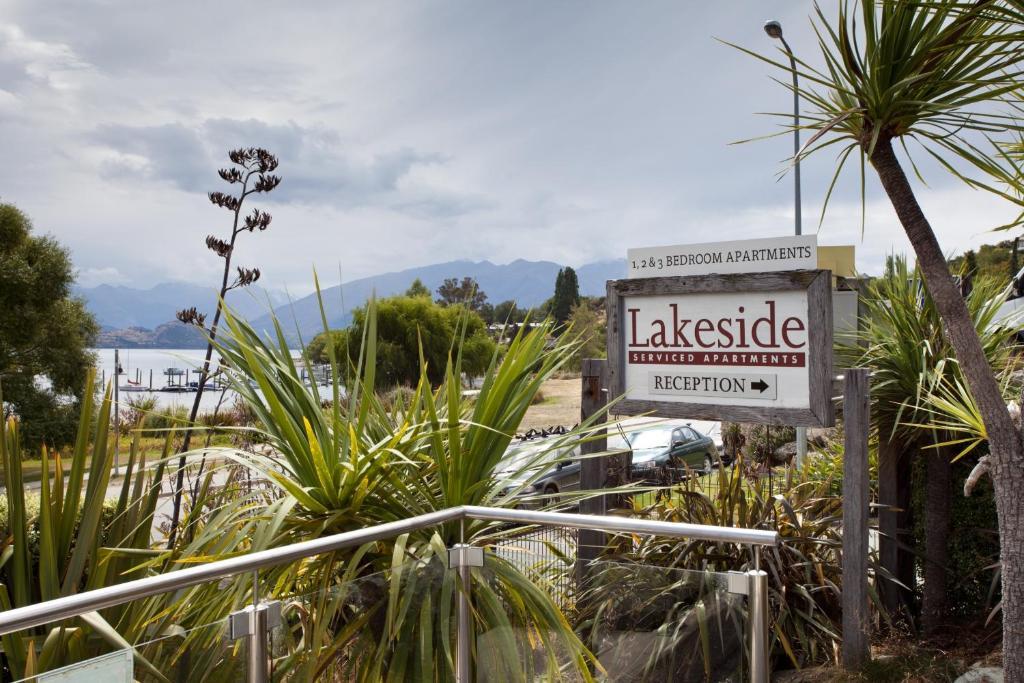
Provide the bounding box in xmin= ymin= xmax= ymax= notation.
xmin=86 ymin=118 xmax=489 ymax=217
xmin=91 ymin=123 xmax=211 ymax=191
xmin=4 ymin=1 xmax=1021 ymax=295
xmin=0 ymin=23 xmax=92 ymax=91
xmin=76 ymin=266 xmax=128 ymax=287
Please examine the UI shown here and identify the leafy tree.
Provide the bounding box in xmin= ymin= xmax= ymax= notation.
xmin=435 ymin=276 xmax=487 ymax=311
xmin=1012 ymin=237 xmax=1020 ymax=279
xmin=493 ymin=299 xmax=526 ymax=324
xmin=959 ymin=250 xmax=979 ymax=297
xmin=745 ymin=0 xmax=1024 ymax=663
xmin=0 ymin=204 xmax=97 ymax=448
xmin=566 ymin=301 xmax=605 ymax=371
xmin=307 ymin=329 xmax=350 ymax=364
xmin=313 ymin=296 xmax=496 ymax=386
xmin=551 ymin=267 xmax=580 ymax=325
xmin=405 ymin=278 xmax=431 ymax=298
xmin=948 ymin=239 xmax=1019 ymax=286
xmin=169 ymin=147 xmax=281 ymax=547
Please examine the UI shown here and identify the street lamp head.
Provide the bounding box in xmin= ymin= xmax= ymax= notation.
xmin=764 ymin=20 xmax=783 ymax=40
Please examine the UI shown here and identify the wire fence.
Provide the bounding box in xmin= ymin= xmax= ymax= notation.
xmin=632 ymin=462 xmax=793 ymax=500
xmin=489 ymin=461 xmax=806 ymax=612
xmin=491 ymin=525 xmax=579 ymax=613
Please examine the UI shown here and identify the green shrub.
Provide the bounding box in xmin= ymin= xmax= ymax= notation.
xmin=0 ymin=492 xmax=118 ymax=586
xmin=142 ymin=404 xmax=190 ymax=432
xmin=911 ymin=455 xmax=999 ymax=619
xmin=743 ymin=424 xmax=796 ymax=465
xmin=593 ymin=458 xmax=884 ymax=670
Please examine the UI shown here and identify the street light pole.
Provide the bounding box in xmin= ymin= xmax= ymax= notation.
xmin=765 ymin=19 xmax=807 ymax=466
xmin=113 ymin=348 xmax=121 ymax=477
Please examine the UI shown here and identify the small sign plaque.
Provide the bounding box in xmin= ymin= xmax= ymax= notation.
xmin=648 ymin=371 xmax=778 ymax=401
xmin=627 ymin=235 xmax=817 ymax=279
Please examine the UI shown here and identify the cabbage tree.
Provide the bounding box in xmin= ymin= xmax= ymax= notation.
xmin=738 ymin=0 xmax=1024 ymax=670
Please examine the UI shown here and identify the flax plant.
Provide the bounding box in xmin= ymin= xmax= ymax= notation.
xmin=0 ymin=371 xmax=171 ymax=680
xmin=586 ymin=459 xmax=887 ymax=671
xmin=192 ymin=283 xmax=601 ymax=681
xmin=837 ymin=257 xmax=1018 ymax=630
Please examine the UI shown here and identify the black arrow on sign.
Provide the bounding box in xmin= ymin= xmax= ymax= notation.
xmin=751 ymin=379 xmax=770 ymax=393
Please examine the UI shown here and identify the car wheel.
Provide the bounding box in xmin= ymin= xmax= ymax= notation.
xmin=704 ymin=454 xmax=714 ymax=473
xmin=543 ymin=484 xmax=558 ymax=507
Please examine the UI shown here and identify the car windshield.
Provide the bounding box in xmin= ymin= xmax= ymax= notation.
xmin=499 ymin=440 xmax=572 ymax=473
xmin=629 ymin=428 xmax=671 ymax=450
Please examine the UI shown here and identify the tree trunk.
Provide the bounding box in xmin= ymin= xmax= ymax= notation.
xmin=878 ymin=436 xmax=915 ymax=624
xmin=922 ymin=446 xmax=951 ymax=634
xmin=870 ymin=137 xmax=1024 ymax=676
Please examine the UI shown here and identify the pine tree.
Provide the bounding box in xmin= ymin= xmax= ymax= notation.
xmin=551 ymin=267 xmax=580 ymax=325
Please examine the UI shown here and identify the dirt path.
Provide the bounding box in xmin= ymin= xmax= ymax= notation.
xmin=519 ymin=377 xmax=581 ymax=433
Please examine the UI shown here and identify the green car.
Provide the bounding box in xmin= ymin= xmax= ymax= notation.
xmin=627 ymin=423 xmax=721 ymax=482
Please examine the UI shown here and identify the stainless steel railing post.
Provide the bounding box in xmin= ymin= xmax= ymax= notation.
xmin=450 ymin=543 xmax=484 ymax=683
xmin=229 ymin=573 xmax=280 ymax=683
xmin=229 ymin=600 xmax=280 ymax=683
xmin=747 ymin=568 xmax=769 ymax=683
xmin=249 ymin=603 xmax=269 ymax=683
xmin=456 ymin=560 xmax=471 ymax=683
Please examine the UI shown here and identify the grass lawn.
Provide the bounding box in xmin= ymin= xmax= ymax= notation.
xmin=2 ymin=432 xmax=235 ymax=487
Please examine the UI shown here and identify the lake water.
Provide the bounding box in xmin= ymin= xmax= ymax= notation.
xmin=93 ymin=348 xmax=238 ymax=412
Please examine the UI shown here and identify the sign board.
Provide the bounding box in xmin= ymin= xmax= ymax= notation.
xmin=606 ymin=270 xmax=834 ymax=427
xmin=39 ymin=650 xmax=133 ymax=682
xmin=627 ymin=235 xmax=817 ymax=279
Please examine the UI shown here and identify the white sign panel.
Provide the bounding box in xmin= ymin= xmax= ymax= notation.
xmin=606 ymin=270 xmax=834 ymax=427
xmin=623 ymin=290 xmax=811 ymax=410
xmin=627 ymin=235 xmax=817 ymax=279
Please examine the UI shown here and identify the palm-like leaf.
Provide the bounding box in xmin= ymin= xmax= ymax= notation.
xmin=837 ymin=256 xmax=1018 ymax=447
xmin=730 ymin=0 xmax=1024 ymax=225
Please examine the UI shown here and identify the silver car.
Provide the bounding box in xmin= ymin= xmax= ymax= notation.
xmin=496 ymin=434 xmax=581 ymax=507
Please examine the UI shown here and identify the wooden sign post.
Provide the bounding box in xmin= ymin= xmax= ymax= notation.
xmin=578 ymin=358 xmax=608 ymax=569
xmin=842 ymin=369 xmax=871 ymax=668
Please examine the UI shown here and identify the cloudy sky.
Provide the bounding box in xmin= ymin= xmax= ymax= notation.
xmin=1 ymin=0 xmax=1020 ymax=294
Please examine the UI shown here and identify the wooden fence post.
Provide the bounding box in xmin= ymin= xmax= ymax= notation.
xmin=578 ymin=358 xmax=608 ymax=567
xmin=842 ymin=368 xmax=871 ymax=669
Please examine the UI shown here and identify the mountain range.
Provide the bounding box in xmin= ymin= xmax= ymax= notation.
xmin=72 ymin=282 xmax=290 ymax=330
xmin=78 ymin=259 xmax=626 ymax=347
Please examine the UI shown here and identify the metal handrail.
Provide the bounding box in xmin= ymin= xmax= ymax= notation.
xmin=0 ymin=505 xmax=777 ymax=636
xmin=464 ymin=505 xmax=778 ymax=546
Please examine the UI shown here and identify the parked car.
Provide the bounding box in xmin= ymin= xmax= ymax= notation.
xmin=625 ymin=421 xmax=723 ymax=483
xmin=495 ymin=429 xmax=581 ymax=507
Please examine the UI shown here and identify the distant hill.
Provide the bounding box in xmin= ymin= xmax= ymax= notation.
xmin=253 ymin=258 xmax=625 ymax=345
xmin=78 ymin=260 xmax=626 ymax=348
xmin=95 ymin=321 xmax=207 ymax=349
xmin=73 ymin=282 xmax=288 ymax=330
